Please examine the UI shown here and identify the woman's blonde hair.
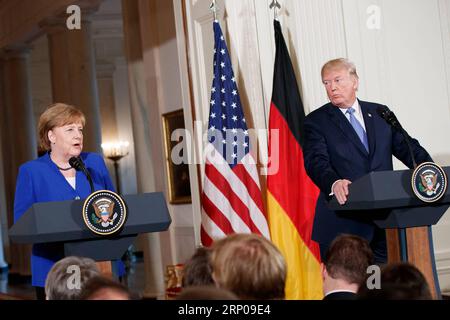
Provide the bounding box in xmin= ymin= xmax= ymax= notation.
xmin=38 ymin=103 xmax=85 ymax=154
xmin=211 ymin=233 xmax=287 ymax=300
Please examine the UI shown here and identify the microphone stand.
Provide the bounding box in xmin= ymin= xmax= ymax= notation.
xmin=378 ymin=107 xmax=417 ymax=169
xmin=377 ymin=107 xmax=419 ymax=263
xmin=69 ymin=157 xmax=95 ymax=194
xmin=398 ymin=126 xmax=418 ymax=169
xmin=83 ymin=167 xmax=95 ymax=194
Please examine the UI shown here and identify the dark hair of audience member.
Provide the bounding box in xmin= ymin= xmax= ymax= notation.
xmin=177 ymin=286 xmax=238 ymax=300
xmin=45 ymin=256 xmax=100 ymax=300
xmin=358 ymin=283 xmax=430 ymax=300
xmin=382 ymin=262 xmax=432 ymax=298
xmin=358 ymin=262 xmax=432 ymax=300
xmin=80 ymin=276 xmax=133 ymax=300
xmin=182 ymin=246 xmax=214 ymax=288
xmin=211 ymin=233 xmax=286 ymax=300
xmin=324 ymin=234 xmax=374 ymax=286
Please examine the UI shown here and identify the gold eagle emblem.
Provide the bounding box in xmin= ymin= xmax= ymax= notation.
xmin=420 ymin=169 xmax=438 ymax=195
xmin=93 ymin=198 xmax=116 ymax=227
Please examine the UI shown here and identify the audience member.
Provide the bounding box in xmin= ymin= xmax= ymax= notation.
xmin=322 ymin=234 xmax=374 ymax=300
xmin=358 ymin=262 xmax=432 ymax=300
xmin=45 ymin=256 xmax=100 ymax=300
xmin=182 ymin=247 xmax=214 ymax=288
xmin=210 ymin=233 xmax=286 ymax=300
xmin=176 ymin=286 xmax=238 ymax=300
xmin=80 ymin=276 xmax=132 ymax=300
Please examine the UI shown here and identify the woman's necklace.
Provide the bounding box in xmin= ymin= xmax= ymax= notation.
xmin=57 ymin=165 xmax=73 ymax=171
xmin=50 ymin=153 xmax=72 ymax=171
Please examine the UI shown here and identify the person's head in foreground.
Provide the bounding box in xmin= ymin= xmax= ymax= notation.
xmin=45 ymin=256 xmax=100 ymax=300
xmin=358 ymin=262 xmax=432 ymax=300
xmin=176 ymin=285 xmax=238 ymax=300
xmin=322 ymin=234 xmax=374 ymax=299
xmin=211 ymin=233 xmax=286 ymax=300
xmin=182 ymin=246 xmax=214 ymax=288
xmin=80 ymin=276 xmax=132 ymax=300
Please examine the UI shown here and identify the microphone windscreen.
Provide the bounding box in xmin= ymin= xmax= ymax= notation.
xmin=69 ymin=156 xmax=82 ymax=171
xmin=376 ymin=106 xmax=389 ymax=119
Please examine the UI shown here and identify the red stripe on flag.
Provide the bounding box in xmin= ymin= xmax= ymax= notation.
xmin=233 ymin=163 xmax=265 ymax=216
xmin=201 ymin=191 xmax=235 ymax=235
xmin=205 ymin=163 xmax=263 ymax=235
xmin=200 ymin=226 xmax=214 ymax=247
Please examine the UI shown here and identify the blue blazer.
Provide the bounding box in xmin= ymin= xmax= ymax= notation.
xmin=303 ymin=100 xmax=432 ymax=246
xmin=14 ymin=152 xmax=115 ymax=287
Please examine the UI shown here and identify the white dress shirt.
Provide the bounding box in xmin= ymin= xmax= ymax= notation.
xmin=65 ymin=176 xmax=76 ymax=190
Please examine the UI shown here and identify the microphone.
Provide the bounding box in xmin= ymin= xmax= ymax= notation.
xmin=69 ymin=156 xmax=94 ymax=194
xmin=376 ymin=106 xmax=402 ymax=129
xmin=376 ymin=106 xmax=417 ymax=168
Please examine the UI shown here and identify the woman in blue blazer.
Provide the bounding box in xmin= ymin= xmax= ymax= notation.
xmin=14 ymin=103 xmax=115 ymax=299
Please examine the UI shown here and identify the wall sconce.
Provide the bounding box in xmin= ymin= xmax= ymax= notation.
xmin=101 ymin=141 xmax=130 ymax=194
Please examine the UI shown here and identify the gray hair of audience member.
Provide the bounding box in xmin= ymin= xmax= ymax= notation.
xmin=324 ymin=234 xmax=374 ymax=286
xmin=182 ymin=246 xmax=214 ymax=288
xmin=176 ymin=286 xmax=238 ymax=300
xmin=321 ymin=58 xmax=359 ymax=80
xmin=80 ymin=276 xmax=132 ymax=300
xmin=211 ymin=233 xmax=287 ymax=300
xmin=45 ymin=256 xmax=100 ymax=300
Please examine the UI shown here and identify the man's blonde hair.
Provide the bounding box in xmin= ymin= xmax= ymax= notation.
xmin=211 ymin=233 xmax=286 ymax=300
xmin=321 ymin=58 xmax=359 ymax=80
xmin=38 ymin=103 xmax=85 ymax=154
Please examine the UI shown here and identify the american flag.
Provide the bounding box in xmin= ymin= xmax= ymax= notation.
xmin=200 ymin=21 xmax=270 ymax=246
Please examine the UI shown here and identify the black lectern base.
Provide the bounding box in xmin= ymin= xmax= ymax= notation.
xmin=64 ymin=234 xmax=137 ymax=261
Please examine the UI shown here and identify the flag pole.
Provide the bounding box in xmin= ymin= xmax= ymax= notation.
xmin=209 ymin=0 xmax=218 ymax=21
xmin=264 ymin=1 xmax=282 ymax=133
xmin=269 ymin=0 xmax=281 ymax=20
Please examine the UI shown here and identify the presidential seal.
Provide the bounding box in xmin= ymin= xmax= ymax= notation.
xmin=411 ymin=162 xmax=448 ymax=203
xmin=82 ymin=190 xmax=127 ymax=235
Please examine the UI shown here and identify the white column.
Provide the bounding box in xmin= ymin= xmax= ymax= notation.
xmin=1 ymin=44 xmax=37 ymax=276
xmin=96 ymin=63 xmax=119 ymax=190
xmin=42 ymin=12 xmax=102 ymax=153
xmin=122 ymin=0 xmax=165 ymax=299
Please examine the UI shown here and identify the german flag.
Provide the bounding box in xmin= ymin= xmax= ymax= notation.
xmin=267 ymin=20 xmax=323 ymax=300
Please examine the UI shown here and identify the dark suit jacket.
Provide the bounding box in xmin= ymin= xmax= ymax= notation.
xmin=323 ymin=291 xmax=357 ymax=300
xmin=303 ymin=100 xmax=432 ymax=246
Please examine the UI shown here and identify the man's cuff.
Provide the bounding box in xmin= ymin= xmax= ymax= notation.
xmin=329 ymin=180 xmax=340 ymax=196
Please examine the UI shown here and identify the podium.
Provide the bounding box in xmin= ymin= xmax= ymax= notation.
xmin=9 ymin=192 xmax=171 ymax=276
xmin=328 ymin=167 xmax=450 ymax=299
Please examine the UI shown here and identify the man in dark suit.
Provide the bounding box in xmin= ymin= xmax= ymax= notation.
xmin=304 ymin=58 xmax=432 ymax=263
xmin=322 ymin=234 xmax=373 ymax=300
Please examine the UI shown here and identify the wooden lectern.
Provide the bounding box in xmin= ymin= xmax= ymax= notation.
xmin=328 ymin=168 xmax=450 ymax=299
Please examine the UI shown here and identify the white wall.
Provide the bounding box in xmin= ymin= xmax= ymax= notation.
xmin=178 ymin=0 xmax=450 ymax=291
